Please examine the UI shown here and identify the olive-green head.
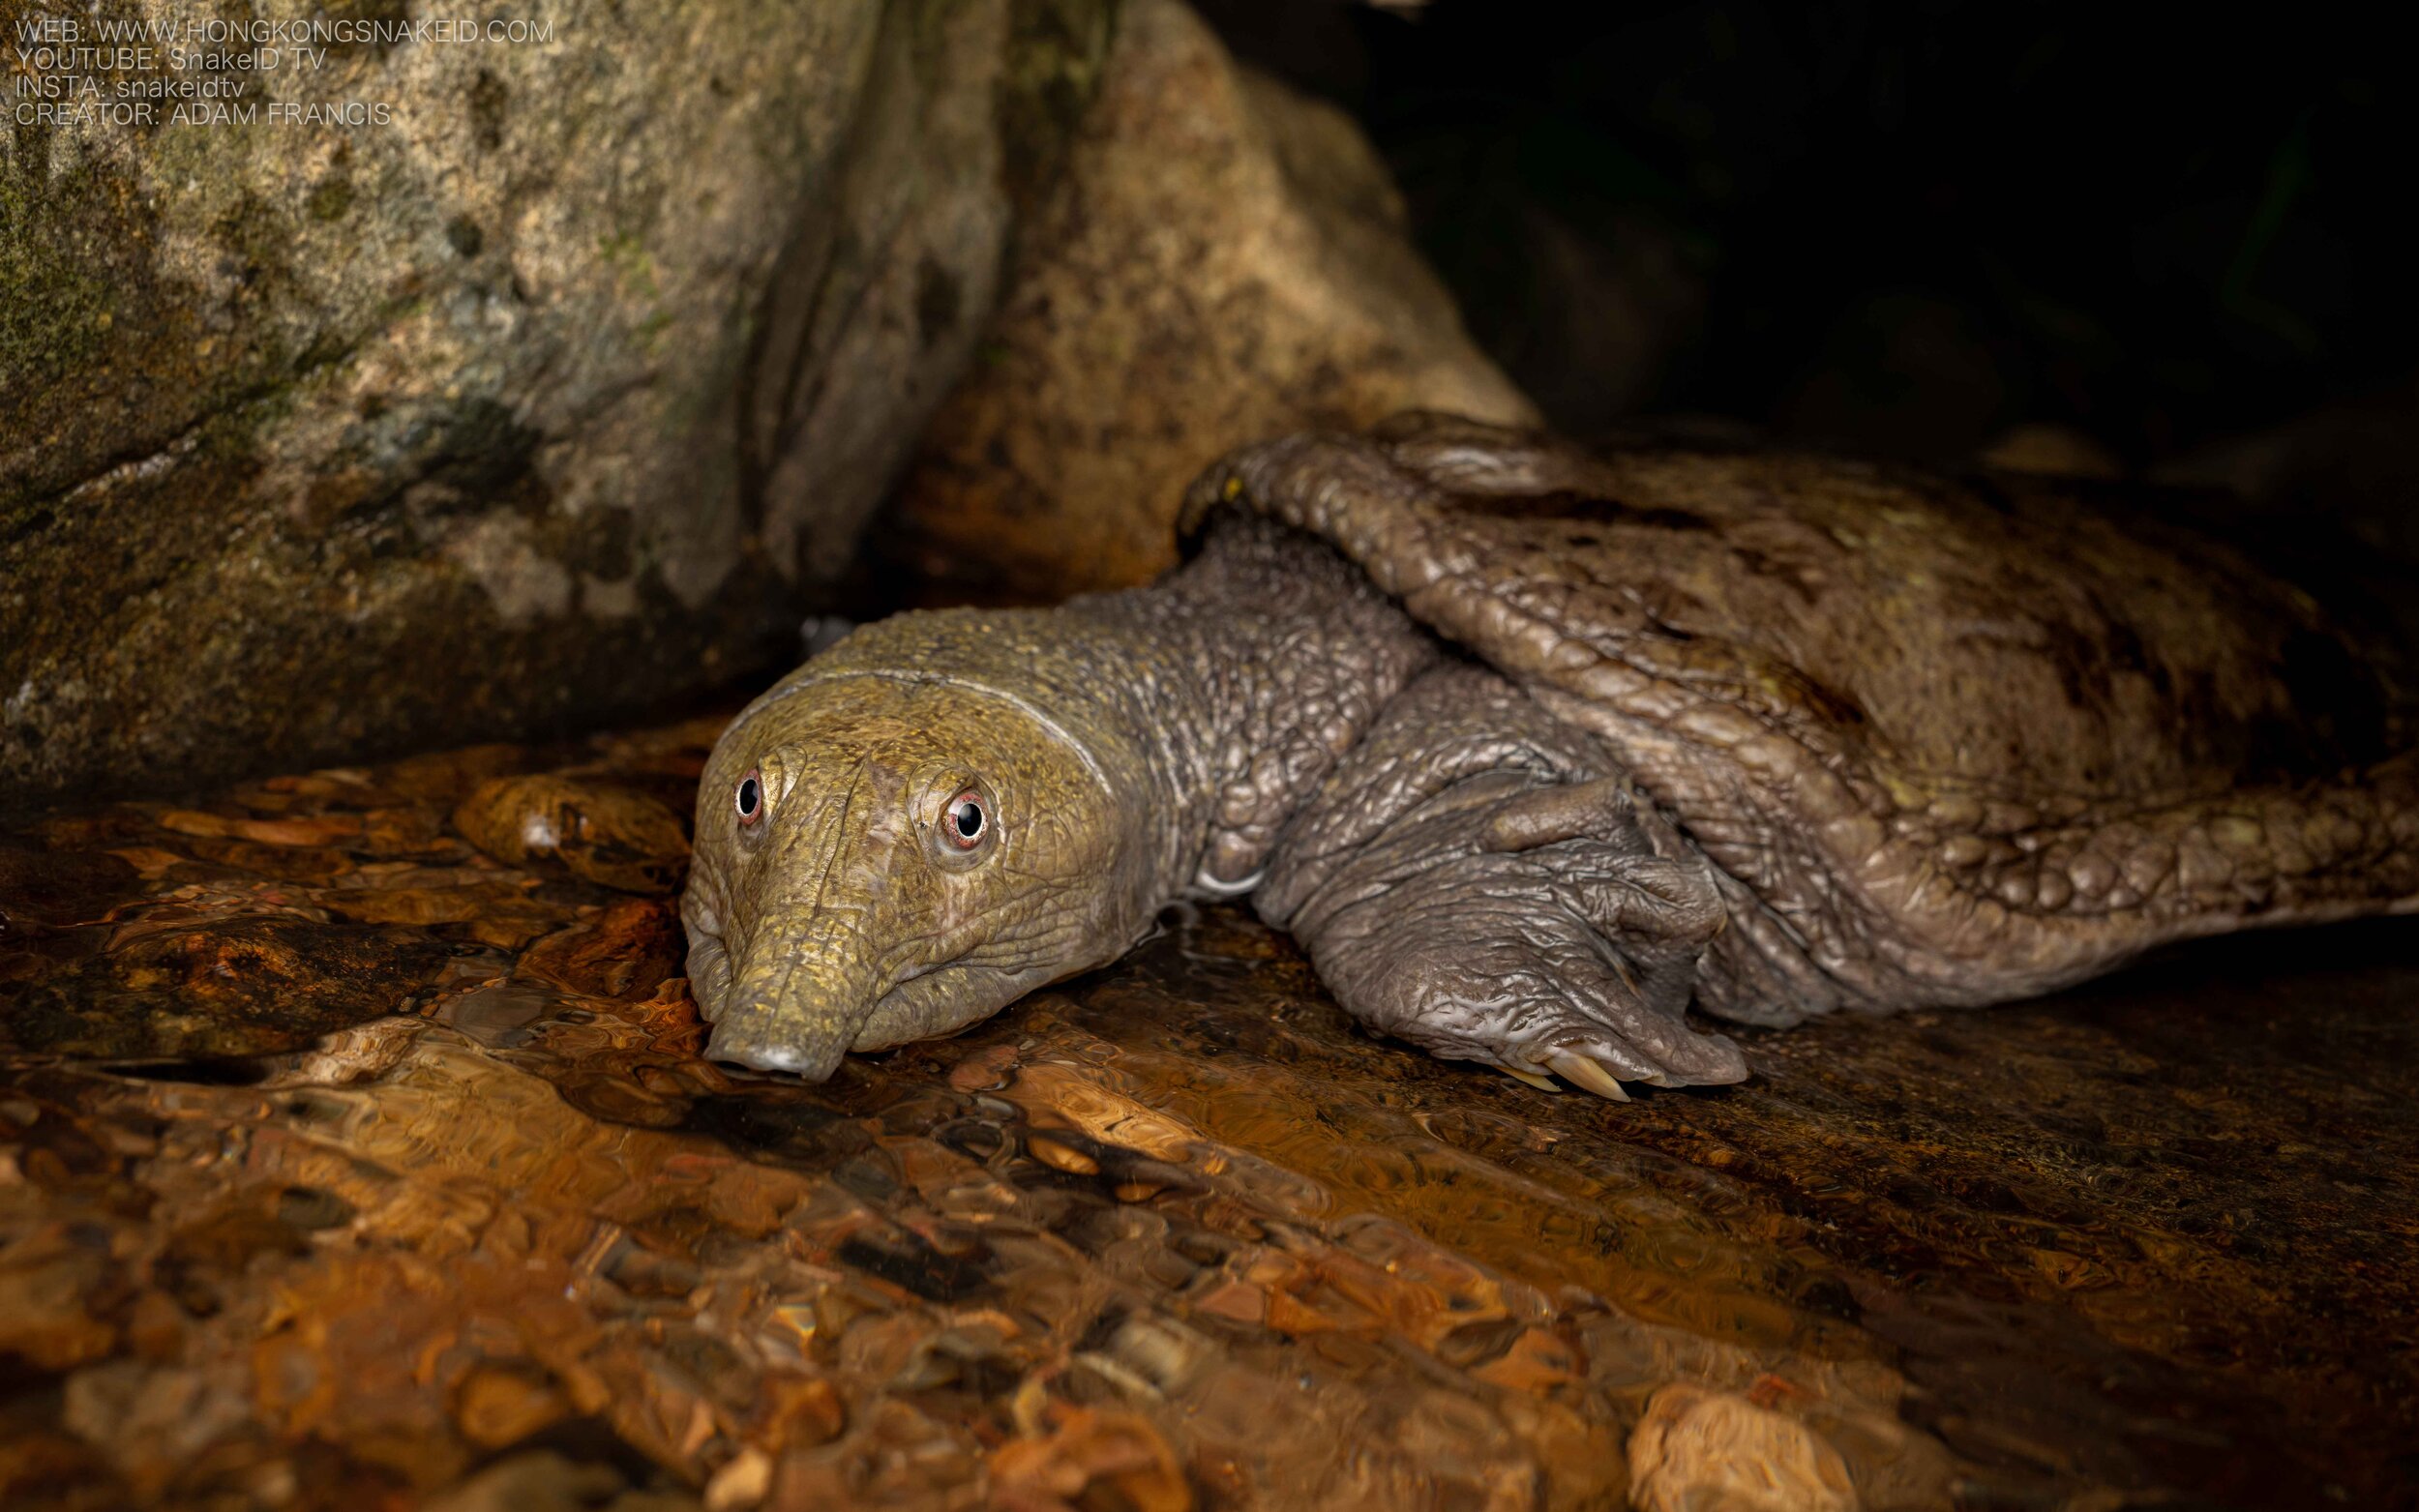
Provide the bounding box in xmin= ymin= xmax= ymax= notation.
xmin=682 ymin=666 xmax=1149 ymax=1081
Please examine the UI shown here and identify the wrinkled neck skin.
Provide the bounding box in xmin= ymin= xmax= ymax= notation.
xmin=1065 ymin=514 xmax=1442 ymax=902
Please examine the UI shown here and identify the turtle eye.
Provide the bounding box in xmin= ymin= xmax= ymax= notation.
xmin=941 ymin=790 xmax=988 ymax=850
xmin=735 ymin=769 xmax=763 ymax=826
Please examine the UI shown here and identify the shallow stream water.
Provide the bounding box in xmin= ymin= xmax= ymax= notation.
xmin=2 ymin=719 xmax=2412 ymax=1510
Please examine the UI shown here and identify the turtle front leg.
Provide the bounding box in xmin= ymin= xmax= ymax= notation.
xmin=1257 ymin=665 xmax=1747 ymax=1097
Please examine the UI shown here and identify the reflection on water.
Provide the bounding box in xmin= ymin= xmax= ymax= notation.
xmin=1 ymin=722 xmax=2413 ymax=1509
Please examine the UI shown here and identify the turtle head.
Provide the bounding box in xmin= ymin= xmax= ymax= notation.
xmin=682 ymin=667 xmax=1146 ymax=1080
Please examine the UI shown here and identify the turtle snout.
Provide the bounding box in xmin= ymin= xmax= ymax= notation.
xmin=704 ymin=1012 xmax=846 ymax=1081
xmin=703 ymin=914 xmax=888 ymax=1082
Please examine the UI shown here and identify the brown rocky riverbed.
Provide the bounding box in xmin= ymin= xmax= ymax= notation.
xmin=2 ymin=719 xmax=2413 ymax=1510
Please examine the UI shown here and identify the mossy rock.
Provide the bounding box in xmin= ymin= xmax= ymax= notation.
xmin=0 ymin=0 xmax=1114 ymax=812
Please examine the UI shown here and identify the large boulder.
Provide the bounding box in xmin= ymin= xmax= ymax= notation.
xmin=876 ymin=0 xmax=1536 ymax=601
xmin=1 ymin=0 xmax=1111 ymax=810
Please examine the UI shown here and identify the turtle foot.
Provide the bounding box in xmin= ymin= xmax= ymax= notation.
xmin=1288 ymin=867 xmax=1748 ymax=1097
xmin=1256 ymin=667 xmax=1747 ymax=1100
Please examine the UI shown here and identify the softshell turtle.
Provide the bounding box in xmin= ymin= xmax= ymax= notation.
xmin=683 ymin=415 xmax=2418 ymax=1095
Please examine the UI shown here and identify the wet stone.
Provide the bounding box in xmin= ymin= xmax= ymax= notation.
xmin=0 ymin=847 xmax=139 ymax=936
xmin=2 ymin=917 xmax=459 ymax=1059
xmin=453 ymin=776 xmax=691 ymax=896
xmin=0 ymin=717 xmax=2414 ymax=1509
xmin=1629 ymin=1384 xmax=1857 ymax=1512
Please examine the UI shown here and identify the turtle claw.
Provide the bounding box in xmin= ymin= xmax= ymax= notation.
xmin=1545 ymin=1050 xmax=1633 ymax=1102
xmin=1501 ymin=1063 xmax=1562 ymax=1092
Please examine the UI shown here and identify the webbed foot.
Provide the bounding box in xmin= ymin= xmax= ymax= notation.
xmin=1258 ymin=666 xmax=1747 ymax=1098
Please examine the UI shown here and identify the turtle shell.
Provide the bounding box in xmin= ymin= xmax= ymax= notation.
xmin=1183 ymin=414 xmax=2414 ymax=1013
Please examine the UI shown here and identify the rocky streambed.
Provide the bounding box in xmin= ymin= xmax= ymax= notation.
xmin=2 ymin=720 xmax=2413 ymax=1510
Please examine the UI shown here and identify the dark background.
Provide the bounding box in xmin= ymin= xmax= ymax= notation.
xmin=1200 ymin=0 xmax=2416 ymax=471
